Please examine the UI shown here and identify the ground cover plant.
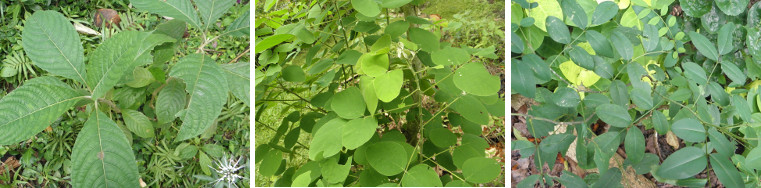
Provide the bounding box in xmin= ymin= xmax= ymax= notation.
xmin=0 ymin=0 xmax=250 ymax=187
xmin=511 ymin=0 xmax=761 ymax=187
xmin=255 ymin=0 xmax=506 ymax=187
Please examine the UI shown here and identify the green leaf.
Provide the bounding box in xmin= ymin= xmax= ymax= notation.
xmin=342 ymin=117 xmax=377 ymax=150
xmin=22 ymin=10 xmax=87 ymax=84
xmin=748 ymin=27 xmax=761 ymax=58
xmin=517 ymin=175 xmax=540 ymax=188
xmin=671 ymin=118 xmax=706 ymax=142
xmin=529 ymin=0 xmax=563 ymax=31
xmin=561 ymin=0 xmax=588 ymax=29
xmin=656 ymin=147 xmax=707 ymax=180
xmin=747 ymin=147 xmax=761 ymax=170
xmin=594 ymin=167 xmax=622 ymax=188
xmin=71 ymin=111 xmax=140 ymax=187
xmin=707 ymin=128 xmax=734 ymax=158
xmin=175 ymin=143 xmax=198 ymax=159
xmin=595 ymin=104 xmax=632 ymax=128
xmin=408 ymin=28 xmax=440 ymax=52
xmin=221 ymin=62 xmax=250 ymax=106
xmin=454 ymin=62 xmax=501 ymax=96
xmin=359 ymin=76 xmax=379 ymax=114
xmin=445 ymin=180 xmax=471 ymax=187
xmin=453 ymin=144 xmax=484 ymax=169
xmin=722 ymin=62 xmax=746 ymax=86
xmin=585 ymin=30 xmax=614 ymax=58
xmin=682 ymin=62 xmax=708 ymax=84
xmin=716 ymin=0 xmax=748 ymax=16
xmin=284 ymin=128 xmax=300 ymax=149
xmin=687 ymin=32 xmax=719 ymax=61
xmin=309 ymin=118 xmax=345 ymax=160
xmin=429 ymin=128 xmax=456 ymax=148
xmin=709 ymin=154 xmax=744 ymax=188
xmin=0 ymin=77 xmax=84 ymax=145
xmin=652 ymin=111 xmax=669 ymax=134
xmin=553 ymin=87 xmax=581 ymax=108
xmin=125 ymin=67 xmax=156 ymax=88
xmin=611 ymin=31 xmax=633 ymax=60
xmin=224 ymin=9 xmax=249 ymax=37
xmin=373 ymin=69 xmax=404 ymax=102
xmin=196 ymin=0 xmax=234 ymax=31
xmin=569 ymin=45 xmax=594 ymax=70
xmin=385 ymin=20 xmax=409 ymax=39
xmin=352 ymin=0 xmax=381 ymax=17
xmin=320 ymin=155 xmax=352 ymax=183
xmin=511 ymin=61 xmax=536 ymax=98
xmin=679 ymin=0 xmax=712 ymax=17
xmin=122 ymin=109 xmax=155 ymax=138
xmin=359 ymin=52 xmax=389 ymax=77
xmin=545 ymin=16 xmax=571 ymax=44
xmin=625 ymin=127 xmax=645 ymax=163
xmin=450 ymin=94 xmax=490 ymax=125
xmin=401 ymin=164 xmax=443 ymax=187
xmin=254 ymin=34 xmax=294 ymax=53
xmin=131 ymin=0 xmax=202 ymax=28
xmin=631 ymin=88 xmax=653 ymax=110
xmin=156 ymin=79 xmax=186 ymax=125
xmin=380 ymin=0 xmax=412 ymax=8
xmin=359 ymin=168 xmax=389 ymax=187
xmin=259 ymin=148 xmax=283 ymax=176
xmin=168 ymin=54 xmax=229 ymax=141
xmin=592 ymin=1 xmax=618 ymax=25
xmin=462 ymin=157 xmax=500 ymax=183
xmin=282 ymin=65 xmax=306 ymax=82
xmin=717 ymin=22 xmax=735 ymax=55
xmin=733 ymin=95 xmax=752 ymax=123
xmin=331 ymin=87 xmax=366 ymax=119
xmin=366 ymin=141 xmax=407 ymax=176
xmin=557 ymin=171 xmax=587 ymax=188
xmin=432 ymin=47 xmax=470 ymax=66
xmin=87 ymin=31 xmax=175 ymax=99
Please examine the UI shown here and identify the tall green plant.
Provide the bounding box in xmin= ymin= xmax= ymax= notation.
xmin=0 ymin=0 xmax=250 ymax=186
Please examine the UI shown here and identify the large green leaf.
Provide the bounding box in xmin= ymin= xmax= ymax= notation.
xmin=679 ymin=0 xmax=712 ymax=17
xmin=320 ymin=155 xmax=352 ymax=183
xmin=342 ymin=117 xmax=377 ymax=150
xmin=169 ymin=54 xmax=229 ymax=141
xmin=716 ymin=0 xmax=749 ymax=16
xmin=156 ymin=79 xmax=186 ymax=125
xmin=625 ymin=127 xmax=645 ymax=163
xmin=351 ymin=0 xmax=381 ymax=17
xmin=373 ymin=69 xmax=403 ymax=102
xmin=224 ymin=9 xmax=250 ymax=37
xmin=71 ymin=111 xmax=140 ymax=187
xmin=454 ymin=63 xmax=501 ymax=96
xmin=722 ymin=61 xmax=746 ymax=86
xmin=0 ymin=77 xmax=85 ymax=145
xmin=671 ymin=118 xmax=706 ymax=143
xmin=331 ymin=87 xmax=366 ymax=119
xmin=360 ymin=76 xmax=379 ymax=113
xmin=401 ymin=164 xmax=442 ymax=187
xmin=380 ymin=0 xmax=412 ymax=8
xmin=707 ymin=128 xmax=734 ymax=158
xmin=462 ymin=157 xmax=500 ymax=183
xmin=717 ymin=22 xmax=736 ymax=55
xmin=366 ymin=141 xmax=407 ymax=176
xmin=122 ymin=109 xmax=155 ymax=138
xmin=595 ymin=104 xmax=631 ymax=128
xmin=86 ymin=31 xmax=175 ymax=99
xmin=592 ymin=1 xmax=618 ymax=25
xmin=255 ymin=34 xmax=294 ymax=53
xmin=196 ymin=0 xmax=234 ymax=31
xmin=131 ymin=0 xmax=202 ymax=28
xmin=529 ymin=0 xmax=563 ymax=31
xmin=309 ymin=118 xmax=345 ymax=160
xmin=746 ymin=147 xmax=761 ymax=170
xmin=546 ymin=16 xmax=571 ymax=44
xmin=652 ymin=110 xmax=669 ymax=134
xmin=709 ymin=154 xmax=744 ymax=188
xmin=22 ymin=11 xmax=87 ymax=84
xmin=511 ymin=60 xmax=536 ymax=98
xmin=611 ymin=31 xmax=633 ymax=60
xmin=450 ymin=94 xmax=490 ymax=125
xmin=431 ymin=47 xmax=470 ymax=66
xmin=656 ymin=147 xmax=707 ymax=180
xmin=561 ymin=0 xmax=587 ymax=29
xmin=687 ymin=32 xmax=719 ymax=61
xmin=359 ymin=52 xmax=389 ymax=77
xmin=408 ymin=28 xmax=440 ymax=52
xmin=682 ymin=62 xmax=708 ymax=84
xmin=221 ymin=62 xmax=250 ymax=106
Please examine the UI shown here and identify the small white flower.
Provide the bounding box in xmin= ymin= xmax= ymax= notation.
xmin=210 ymin=154 xmax=246 ymax=188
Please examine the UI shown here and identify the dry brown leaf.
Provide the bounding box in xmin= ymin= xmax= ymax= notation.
xmin=666 ymin=131 xmax=680 ymax=149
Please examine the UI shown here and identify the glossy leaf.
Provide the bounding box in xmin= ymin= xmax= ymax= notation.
xmin=679 ymin=0 xmax=712 ymax=17
xmin=716 ymin=0 xmax=749 ymax=16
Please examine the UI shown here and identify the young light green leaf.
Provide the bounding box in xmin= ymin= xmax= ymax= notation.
xmin=125 ymin=67 xmax=156 ymax=88
xmin=259 ymin=149 xmax=284 ymax=176
xmin=0 ymin=77 xmax=84 ymax=145
xmin=717 ymin=22 xmax=735 ymax=55
xmin=169 ymin=54 xmax=229 ymax=141
xmin=71 ymin=111 xmax=140 ymax=187
xmin=366 ymin=141 xmax=407 ymax=176
xmin=131 ymin=0 xmax=202 ymax=28
xmin=592 ymin=1 xmax=618 ymax=25
xmin=22 ymin=10 xmax=87 ymax=85
xmin=687 ymin=31 xmax=719 ymax=61
xmin=122 ymin=109 xmax=155 ymax=138
xmin=454 ymin=62 xmax=501 ymax=96
xmin=254 ymin=34 xmax=294 ymax=53
xmin=320 ymin=155 xmax=352 ymax=183
xmin=431 ymin=47 xmax=470 ymax=66
xmin=352 ymin=0 xmax=381 ymax=17
xmin=408 ymin=28 xmax=440 ymax=52
xmin=671 ymin=118 xmax=706 ymax=143
xmin=682 ymin=62 xmax=708 ymax=84
xmin=156 ymin=79 xmax=186 ymax=125
xmin=546 ymin=16 xmax=571 ymax=44
xmin=309 ymin=118 xmax=345 ymax=160
xmin=331 ymin=87 xmax=366 ymax=119
xmin=656 ymin=147 xmax=707 ymax=180
xmin=401 ymin=164 xmax=443 ymax=187
xmin=595 ymin=104 xmax=632 ymax=128
xmin=359 ymin=76 xmax=379 ymax=113
xmin=373 ymin=69 xmax=403 ymax=102
xmin=529 ymin=0 xmax=563 ymax=31
xmin=342 ymin=117 xmax=378 ymax=150
xmin=462 ymin=157 xmax=500 ymax=184
xmin=282 ymin=65 xmax=306 ymax=82
xmin=359 ymin=52 xmax=389 ymax=77
xmin=196 ymin=0 xmax=235 ymax=31
xmin=380 ymin=0 xmax=413 ymax=8
xmin=385 ymin=20 xmax=409 ymax=39
xmin=625 ymin=127 xmax=645 ymax=164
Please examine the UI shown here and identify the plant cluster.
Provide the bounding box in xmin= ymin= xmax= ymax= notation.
xmin=0 ymin=0 xmax=250 ymax=187
xmin=255 ymin=0 xmax=505 ymax=187
xmin=512 ymin=0 xmax=761 ymax=187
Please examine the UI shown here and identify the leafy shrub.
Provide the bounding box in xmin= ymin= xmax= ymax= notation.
xmin=255 ymin=0 xmax=505 ymax=187
xmin=511 ymin=0 xmax=761 ymax=187
xmin=0 ymin=0 xmax=249 ymax=187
